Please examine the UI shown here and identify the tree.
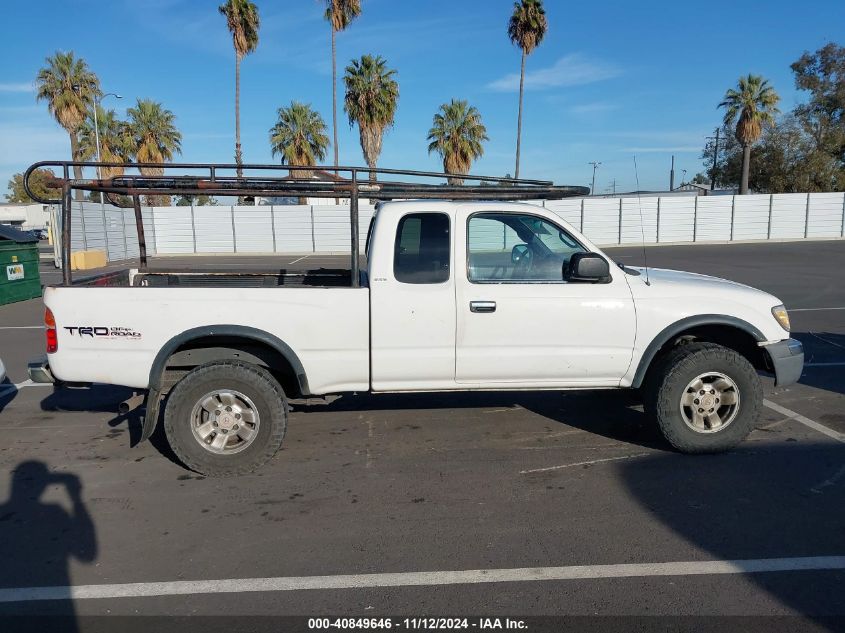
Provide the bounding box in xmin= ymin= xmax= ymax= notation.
xmin=6 ymin=169 xmax=61 ymax=203
xmin=325 ymin=0 xmax=361 ymax=181
xmin=427 ymin=99 xmax=489 ymax=185
xmin=269 ymin=101 xmax=330 ymax=188
xmin=78 ymin=106 xmax=132 ymax=180
xmin=701 ymin=117 xmax=843 ymax=194
xmin=219 ymin=0 xmax=260 ymax=178
xmin=507 ymin=0 xmax=547 ymax=179
xmin=702 ymin=46 xmax=845 ymax=194
xmin=791 ymin=43 xmax=845 ymax=172
xmin=35 ymin=51 xmax=101 ymax=200
xmin=718 ymin=74 xmax=780 ymax=194
xmin=126 ymin=99 xmax=183 ymax=206
xmin=175 ymin=194 xmax=217 ymax=206
xmin=343 ymin=54 xmax=399 ymax=179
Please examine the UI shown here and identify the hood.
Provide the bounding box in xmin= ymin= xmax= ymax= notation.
xmin=620 ymin=265 xmax=790 ymax=343
xmin=628 ymin=267 xmax=755 ymax=291
xmin=625 ymin=265 xmax=783 ymax=311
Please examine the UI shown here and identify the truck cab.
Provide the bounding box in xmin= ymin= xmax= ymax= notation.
xmin=367 ymin=201 xmax=637 ymax=391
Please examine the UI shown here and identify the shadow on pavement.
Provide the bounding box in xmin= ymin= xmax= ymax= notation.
xmin=793 ymin=331 xmax=845 ymax=397
xmin=293 ymin=389 xmax=670 ymax=451
xmin=40 ymin=384 xmax=140 ymax=444
xmin=619 ymin=442 xmax=845 ymax=627
xmin=0 ymin=461 xmax=97 ymax=631
xmin=40 ymin=385 xmax=182 ymax=467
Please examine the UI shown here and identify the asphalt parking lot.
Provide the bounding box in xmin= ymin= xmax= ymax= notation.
xmin=0 ymin=240 xmax=843 ymax=631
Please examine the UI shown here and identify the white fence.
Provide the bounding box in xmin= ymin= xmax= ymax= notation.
xmin=61 ymin=193 xmax=845 ymax=263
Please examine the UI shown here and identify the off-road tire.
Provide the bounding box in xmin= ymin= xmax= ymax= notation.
xmin=164 ymin=360 xmax=288 ymax=476
xmin=644 ymin=342 xmax=761 ymax=453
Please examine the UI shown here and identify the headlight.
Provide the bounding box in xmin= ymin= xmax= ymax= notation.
xmin=771 ymin=305 xmax=790 ymax=332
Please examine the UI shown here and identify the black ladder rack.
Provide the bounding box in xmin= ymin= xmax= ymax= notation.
xmin=24 ymin=161 xmax=590 ymax=286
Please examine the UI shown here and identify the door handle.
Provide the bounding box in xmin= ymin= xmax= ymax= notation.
xmin=470 ymin=301 xmax=496 ymax=313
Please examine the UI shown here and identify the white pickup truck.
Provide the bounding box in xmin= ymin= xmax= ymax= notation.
xmin=26 ymin=163 xmax=803 ymax=476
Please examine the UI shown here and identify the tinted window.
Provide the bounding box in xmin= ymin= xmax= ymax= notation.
xmin=467 ymin=213 xmax=585 ymax=282
xmin=394 ymin=213 xmax=450 ymax=284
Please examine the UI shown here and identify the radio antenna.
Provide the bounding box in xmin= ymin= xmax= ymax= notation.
xmin=632 ymin=155 xmax=650 ymax=286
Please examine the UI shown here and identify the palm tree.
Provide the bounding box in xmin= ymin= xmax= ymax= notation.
xmin=343 ymin=54 xmax=399 ymax=180
xmin=126 ymin=99 xmax=183 ymax=206
xmin=325 ymin=0 xmax=361 ymax=178
xmin=270 ymin=101 xmax=330 ymax=204
xmin=507 ymin=0 xmax=547 ymax=179
xmin=719 ymin=74 xmax=780 ymax=194
xmin=427 ymin=99 xmax=489 ymax=185
xmin=35 ymin=51 xmax=101 ymax=200
xmin=78 ymin=106 xmax=132 ymax=179
xmin=219 ymin=0 xmax=260 ymax=178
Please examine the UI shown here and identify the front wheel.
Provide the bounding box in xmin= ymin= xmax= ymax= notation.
xmin=644 ymin=342 xmax=761 ymax=453
xmin=164 ymin=360 xmax=288 ymax=476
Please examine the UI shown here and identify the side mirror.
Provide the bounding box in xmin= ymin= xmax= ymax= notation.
xmin=511 ymin=243 xmax=529 ymax=264
xmin=564 ymin=252 xmax=610 ymax=283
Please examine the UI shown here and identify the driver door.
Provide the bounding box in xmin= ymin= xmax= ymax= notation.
xmin=455 ymin=209 xmax=636 ymax=386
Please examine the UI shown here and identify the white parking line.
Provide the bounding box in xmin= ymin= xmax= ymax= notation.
xmin=0 ymin=379 xmax=52 ymax=395
xmin=0 ymin=326 xmax=42 ymax=330
xmin=764 ymin=399 xmax=845 ymax=443
xmin=804 ymin=362 xmax=845 ymax=367
xmin=1 ymin=555 xmax=843 ymax=603
xmin=520 ymin=453 xmax=650 ymax=474
xmin=288 ymin=255 xmax=309 ymax=264
xmin=790 ymin=306 xmax=845 ymax=312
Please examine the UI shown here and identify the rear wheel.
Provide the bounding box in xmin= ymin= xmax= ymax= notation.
xmin=164 ymin=361 xmax=288 ymax=476
xmin=644 ymin=342 xmax=761 ymax=453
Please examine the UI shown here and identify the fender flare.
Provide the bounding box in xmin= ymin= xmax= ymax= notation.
xmin=141 ymin=325 xmax=310 ymax=442
xmin=631 ymin=314 xmax=766 ymax=388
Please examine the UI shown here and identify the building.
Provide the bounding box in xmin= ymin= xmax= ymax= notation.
xmin=0 ymin=203 xmax=52 ymax=230
xmin=672 ymin=182 xmax=738 ymax=196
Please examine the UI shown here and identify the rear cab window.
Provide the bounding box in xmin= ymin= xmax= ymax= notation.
xmin=393 ymin=213 xmax=450 ymax=284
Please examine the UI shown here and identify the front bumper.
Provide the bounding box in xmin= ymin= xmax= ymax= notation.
xmin=764 ymin=338 xmax=804 ymax=387
xmin=28 ymin=354 xmax=55 ymax=384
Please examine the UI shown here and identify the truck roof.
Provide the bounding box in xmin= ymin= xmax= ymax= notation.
xmin=376 ymin=199 xmax=547 ymax=213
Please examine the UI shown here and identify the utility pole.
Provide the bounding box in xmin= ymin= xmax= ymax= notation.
xmin=588 ymin=161 xmax=601 ymax=195
xmin=75 ymin=86 xmax=122 ymax=204
xmin=705 ymin=127 xmax=720 ymax=191
xmin=606 ymin=179 xmax=617 ymax=195
xmin=669 ymin=155 xmax=675 ymax=191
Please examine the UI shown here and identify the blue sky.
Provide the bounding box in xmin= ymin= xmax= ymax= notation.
xmin=1 ymin=0 xmax=843 ymax=195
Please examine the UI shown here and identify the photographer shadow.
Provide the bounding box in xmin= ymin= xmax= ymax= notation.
xmin=0 ymin=461 xmax=97 ymax=630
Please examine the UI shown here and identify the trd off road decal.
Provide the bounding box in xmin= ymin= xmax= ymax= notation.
xmin=64 ymin=326 xmax=142 ymax=339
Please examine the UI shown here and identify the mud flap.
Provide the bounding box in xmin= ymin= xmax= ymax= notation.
xmin=140 ymin=387 xmax=163 ymax=442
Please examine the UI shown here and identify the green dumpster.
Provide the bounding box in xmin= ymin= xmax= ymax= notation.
xmin=0 ymin=225 xmax=42 ymax=305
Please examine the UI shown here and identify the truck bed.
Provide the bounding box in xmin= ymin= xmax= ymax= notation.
xmin=134 ymin=269 xmax=353 ymax=287
xmin=68 ymin=255 xmax=365 ymax=288
xmin=72 ymin=268 xmax=353 ymax=288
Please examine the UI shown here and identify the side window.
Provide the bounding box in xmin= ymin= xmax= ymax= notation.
xmin=467 ymin=212 xmax=585 ymax=283
xmin=393 ymin=213 xmax=450 ymax=284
